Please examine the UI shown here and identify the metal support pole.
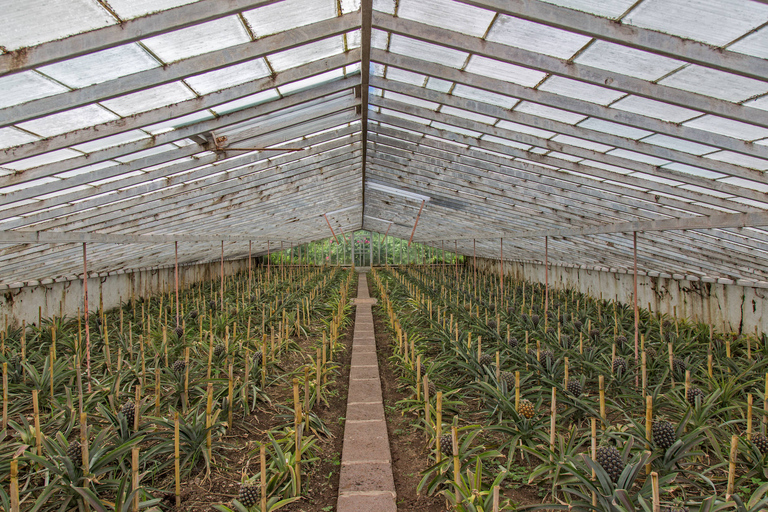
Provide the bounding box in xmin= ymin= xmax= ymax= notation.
xmin=634 ymin=231 xmax=640 ymax=386
xmin=83 ymin=243 xmax=91 ymax=393
xmin=544 ymin=236 xmax=549 ymax=317
xmin=175 ymin=241 xmax=179 ymax=328
xmin=500 ymin=238 xmax=504 ymax=298
xmin=220 ymin=241 xmax=224 ymax=310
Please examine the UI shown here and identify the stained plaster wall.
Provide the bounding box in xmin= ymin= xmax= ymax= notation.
xmin=0 ymin=258 xmax=251 ymax=329
xmin=473 ymin=258 xmax=767 ymax=336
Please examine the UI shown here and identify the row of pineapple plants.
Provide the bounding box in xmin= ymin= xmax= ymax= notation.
xmin=0 ymin=263 xmax=356 ymax=511
xmin=370 ymin=264 xmax=768 ymax=512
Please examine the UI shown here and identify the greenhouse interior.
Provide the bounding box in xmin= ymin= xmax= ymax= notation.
xmin=3 ymin=0 xmax=768 ymax=510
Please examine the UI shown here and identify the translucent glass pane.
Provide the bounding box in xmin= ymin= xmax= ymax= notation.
xmin=452 ymin=84 xmax=518 ymax=109
xmin=441 ymin=106 xmax=496 ymax=125
xmin=643 ymin=134 xmax=717 ymax=155
xmin=107 ymin=0 xmax=197 ymax=20
xmin=347 ymin=28 xmax=362 ymax=49
xmin=341 ymin=0 xmax=361 ymax=14
xmin=577 ymin=118 xmax=653 ymax=139
xmin=425 ymin=77 xmax=453 ymax=92
xmin=372 ymin=28 xmax=389 ymax=49
xmin=607 ymin=149 xmax=669 ymax=165
xmin=538 ymin=76 xmax=625 ymax=105
xmin=0 ymin=0 xmax=115 ymax=50
xmin=464 ymin=56 xmax=545 ymax=88
xmin=611 ymin=96 xmax=701 ymax=123
xmin=660 ymin=65 xmax=768 ymax=103
xmin=662 ymin=162 xmax=725 ymax=180
xmin=552 ymin=135 xmax=613 ymax=152
xmin=0 ymin=127 xmax=40 ymax=149
xmin=575 ymin=41 xmax=683 ymax=81
xmin=279 ymin=69 xmax=346 ymax=96
xmin=373 ymin=0 xmax=396 ymax=14
xmin=0 ymin=71 xmax=68 ymax=109
xmin=39 ymin=44 xmax=159 ymax=89
xmin=243 ymin=0 xmax=336 ymax=38
xmin=514 ymin=102 xmax=587 ymax=124
xmin=683 ymin=115 xmax=768 ymax=141
xmin=72 ymin=130 xmax=151 ymax=153
xmin=486 ymin=15 xmax=591 ymax=60
xmin=539 ymin=0 xmax=637 ymax=18
xmin=729 ymin=25 xmax=768 ymax=59
xmin=268 ymin=36 xmax=344 ymax=72
xmin=186 ymin=59 xmax=271 ymax=96
xmin=398 ymin=0 xmax=496 ymax=37
xmin=114 ymin=144 xmax=179 ymax=163
xmin=495 ymin=120 xmax=554 ymax=139
xmin=481 ymin=135 xmax=531 ymax=151
xmin=210 ymin=89 xmax=280 ymax=116
xmin=2 ymin=149 xmax=82 ymax=171
xmin=624 ymin=0 xmax=768 ymax=46
xmin=380 ymin=108 xmax=430 ymax=124
xmin=101 ymin=82 xmax=196 ymax=116
xmin=431 ymin=121 xmax=480 ymax=137
xmin=142 ymin=110 xmax=215 ymax=135
xmin=142 ymin=16 xmax=250 ymax=63
xmin=17 ymin=104 xmax=119 ymax=137
xmin=383 ymin=91 xmax=439 ymax=110
xmin=385 ymin=67 xmax=427 ymax=86
xmin=704 ymin=151 xmax=768 ymax=170
xmin=389 ymin=34 xmax=468 ymax=68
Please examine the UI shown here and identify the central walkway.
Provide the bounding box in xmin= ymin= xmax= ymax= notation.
xmin=336 ymin=273 xmax=397 ymax=511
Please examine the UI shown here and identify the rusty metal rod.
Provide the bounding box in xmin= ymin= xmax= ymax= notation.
xmin=323 ymin=214 xmax=339 ymax=244
xmin=408 ymin=199 xmax=426 ymax=247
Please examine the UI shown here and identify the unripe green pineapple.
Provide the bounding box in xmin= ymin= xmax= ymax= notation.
xmin=172 ymin=360 xmax=186 ymax=374
xmin=652 ymin=420 xmax=676 ymax=450
xmin=613 ymin=357 xmax=627 ymax=376
xmin=499 ymin=371 xmax=515 ymax=390
xmin=539 ymin=349 xmax=554 ymax=366
xmin=439 ymin=434 xmax=453 ymax=456
xmin=238 ymin=483 xmax=259 ymax=508
xmin=508 ymin=337 xmax=518 ymax=349
xmin=752 ymin=433 xmax=768 ymax=454
xmin=427 ymin=381 xmax=437 ymax=397
xmin=595 ymin=445 xmax=624 ymax=482
xmin=121 ymin=400 xmax=136 ymax=428
xmin=615 ymin=335 xmax=627 ymax=349
xmin=672 ymin=357 xmax=687 ymax=377
xmin=518 ymin=399 xmax=535 ymax=419
xmin=645 ymin=346 xmax=657 ymax=361
xmin=478 ymin=354 xmax=494 ymax=366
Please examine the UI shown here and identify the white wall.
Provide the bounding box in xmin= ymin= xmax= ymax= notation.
xmin=0 ymin=259 xmax=251 ymax=328
xmin=474 ymin=258 xmax=766 ymax=336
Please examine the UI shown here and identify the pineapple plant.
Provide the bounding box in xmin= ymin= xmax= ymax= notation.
xmin=121 ymin=400 xmax=136 ymax=428
xmin=66 ymin=440 xmax=82 ymax=468
xmin=652 ymin=420 xmax=676 ymax=450
xmin=686 ymin=387 xmax=705 ymax=407
xmin=615 ymin=335 xmax=627 ymax=350
xmin=518 ymin=399 xmax=535 ymax=419
xmin=539 ymin=349 xmax=554 ymax=366
xmin=174 ymin=325 xmax=184 ymax=338
xmin=252 ymin=350 xmax=263 ymax=368
xmin=478 ymin=354 xmax=494 ymax=367
xmin=440 ymin=434 xmax=453 ymax=456
xmin=752 ymin=433 xmax=768 ymax=454
xmin=613 ymin=356 xmax=627 ymax=376
xmin=560 ymin=334 xmax=572 ymax=349
xmin=188 ymin=310 xmax=198 ymax=320
xmin=590 ymin=328 xmax=600 ymax=341
xmin=238 ymin=483 xmax=259 ymax=508
xmin=208 ymin=299 xmax=217 ymax=311
xmin=672 ymin=357 xmax=687 ymax=377
xmin=214 ymin=343 xmax=226 ymax=358
xmin=427 ymin=381 xmax=437 ymax=397
xmin=595 ymin=445 xmax=624 ymax=482
xmin=487 ymin=319 xmax=497 ymax=330
xmin=645 ymin=346 xmax=657 ymax=361
xmin=531 ymin=314 xmax=540 ymax=327
xmin=499 ymin=371 xmax=515 ymax=390
xmin=573 ymin=320 xmax=583 ymax=331
xmin=507 ymin=336 xmax=518 ymax=349
xmin=172 ymin=360 xmax=186 ymax=374
xmin=566 ymin=378 xmax=582 ymax=397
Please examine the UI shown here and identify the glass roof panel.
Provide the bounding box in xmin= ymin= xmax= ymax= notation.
xmin=0 ymin=128 xmax=40 ymax=149
xmin=107 ymin=0 xmax=197 ymax=19
xmin=538 ymin=0 xmax=638 ymax=18
xmin=452 ymin=84 xmax=518 ymax=109
xmin=0 ymin=71 xmax=69 ymax=109
xmin=548 ymin=151 xmax=582 ymax=162
xmin=389 ymin=34 xmax=468 ymax=68
xmin=677 ymin=184 xmax=734 ymax=198
xmin=209 ymin=89 xmax=280 ymax=116
xmin=341 ymin=0 xmax=361 ymax=14
xmin=431 ymin=121 xmax=481 ymax=137
xmin=624 ymin=0 xmax=768 ymax=46
xmin=660 ymin=65 xmax=768 ymax=102
xmin=729 ymin=25 xmax=768 ymax=59
xmin=380 ymin=108 xmax=430 ymax=124
xmin=425 ymin=77 xmax=453 ymax=92
xmin=372 ymin=28 xmax=389 ymax=49
xmin=683 ymin=115 xmax=768 ymax=141
xmin=384 ymin=91 xmax=439 ymax=110
xmin=513 ymin=102 xmax=587 ymax=124
xmin=398 ymin=0 xmax=496 ymax=37
xmin=480 ymin=135 xmax=531 ymax=151
xmin=142 ymin=110 xmax=215 ymax=135
xmin=268 ymin=36 xmax=345 ymax=72
xmin=114 ymin=144 xmax=179 ymax=163
xmin=141 ymin=16 xmax=250 ymax=63
xmin=607 ymin=149 xmax=669 ymax=166
xmin=538 ymin=76 xmax=626 ymax=105
xmin=486 ymin=15 xmax=591 ymax=60
xmin=551 ymin=135 xmax=613 ymax=152
xmin=72 ymin=130 xmax=151 ymax=153
xmin=100 ymin=82 xmax=197 ymax=116
xmin=704 ymin=151 xmax=768 ymax=170
xmin=373 ymin=0 xmax=396 ymax=14
xmin=185 ymin=59 xmax=272 ymax=96
xmin=575 ymin=40 xmax=683 ymax=81
xmin=642 ymin=134 xmax=717 ymax=155
xmin=242 ymin=0 xmax=336 ymax=38
xmin=279 ymin=69 xmax=347 ymax=95
xmin=440 ymin=106 xmax=496 ymax=125
xmin=611 ymin=95 xmax=701 ymax=123
xmin=662 ymin=163 xmax=725 ymax=180
xmin=464 ymin=56 xmax=546 ymax=87
xmin=0 ymin=0 xmax=116 ymax=50
xmin=2 ymin=149 xmax=83 ymax=171
xmin=495 ymin=120 xmax=554 ymax=139
xmin=17 ymin=104 xmax=119 ymax=137
xmin=347 ymin=28 xmax=362 ymax=49
xmin=577 ymin=118 xmax=652 ymax=139
xmin=628 ymin=172 xmax=682 ymax=186
xmin=385 ymin=67 xmax=427 ymax=86
xmin=720 ymin=177 xmax=768 ymax=193
xmin=39 ymin=44 xmax=159 ymax=89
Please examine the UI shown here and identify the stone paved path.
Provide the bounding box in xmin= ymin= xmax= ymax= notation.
xmin=336 ymin=273 xmax=397 ymax=511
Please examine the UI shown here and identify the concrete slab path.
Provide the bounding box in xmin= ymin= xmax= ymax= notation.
xmin=336 ymin=274 xmax=397 ymax=512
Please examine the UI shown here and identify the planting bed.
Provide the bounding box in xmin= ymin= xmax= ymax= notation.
xmin=0 ymin=265 xmax=357 ymax=512
xmin=369 ymin=265 xmax=768 ymax=511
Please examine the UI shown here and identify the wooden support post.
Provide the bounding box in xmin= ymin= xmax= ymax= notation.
xmin=83 ymin=243 xmax=91 ymax=393
xmin=633 ymin=232 xmax=639 ymax=387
